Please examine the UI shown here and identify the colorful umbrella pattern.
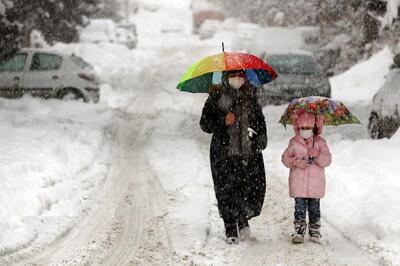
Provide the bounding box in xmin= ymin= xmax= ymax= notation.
xmin=177 ymin=51 xmax=277 ymax=93
xmin=279 ymin=96 xmax=362 ymax=127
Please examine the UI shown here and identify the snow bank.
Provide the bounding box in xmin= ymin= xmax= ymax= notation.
xmin=51 ymin=42 xmax=136 ymax=78
xmin=0 ymin=97 xmax=112 ymax=255
xmin=330 ymin=47 xmax=393 ymax=104
xmin=324 ymin=134 xmax=400 ymax=263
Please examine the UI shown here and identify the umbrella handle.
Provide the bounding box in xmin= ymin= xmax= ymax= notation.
xmin=313 ymin=114 xmax=317 ymax=148
xmin=222 ymin=42 xmax=225 ymax=52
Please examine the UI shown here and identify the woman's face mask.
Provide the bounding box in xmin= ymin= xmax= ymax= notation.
xmin=228 ymin=77 xmax=245 ymax=90
xmin=299 ymin=129 xmax=313 ymax=139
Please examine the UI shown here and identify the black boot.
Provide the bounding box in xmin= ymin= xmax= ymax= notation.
xmin=238 ymin=219 xmax=251 ymax=241
xmin=238 ymin=219 xmax=249 ymax=230
xmin=292 ymin=220 xmax=307 ymax=244
xmin=224 ymin=221 xmax=239 ymax=244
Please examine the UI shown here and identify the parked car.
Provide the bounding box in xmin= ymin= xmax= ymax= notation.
xmin=80 ymin=19 xmax=137 ymax=49
xmin=231 ymin=22 xmax=261 ymax=52
xmin=368 ymin=68 xmax=400 ymax=139
xmin=191 ymin=1 xmax=224 ymax=34
xmin=80 ymin=19 xmax=116 ymax=43
xmin=0 ymin=49 xmax=100 ymax=103
xmin=198 ymin=19 xmax=222 ymax=40
xmin=258 ymin=50 xmax=331 ymax=105
xmin=113 ymin=26 xmax=137 ymax=49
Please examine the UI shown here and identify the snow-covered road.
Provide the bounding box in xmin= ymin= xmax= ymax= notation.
xmin=2 ymin=0 xmax=400 ymax=265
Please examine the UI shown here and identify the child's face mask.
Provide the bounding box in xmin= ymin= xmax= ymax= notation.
xmin=228 ymin=77 xmax=245 ymax=90
xmin=299 ymin=129 xmax=313 ymax=139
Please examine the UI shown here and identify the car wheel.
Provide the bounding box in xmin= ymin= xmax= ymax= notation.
xmin=368 ymin=113 xmax=384 ymax=139
xmin=58 ymin=88 xmax=86 ymax=102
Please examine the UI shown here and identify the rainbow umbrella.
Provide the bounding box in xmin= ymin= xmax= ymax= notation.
xmin=177 ymin=51 xmax=278 ymax=93
xmin=279 ymin=96 xmax=362 ymax=127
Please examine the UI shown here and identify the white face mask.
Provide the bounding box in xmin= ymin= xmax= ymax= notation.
xmin=299 ymin=129 xmax=313 ymax=139
xmin=228 ymin=77 xmax=245 ymax=90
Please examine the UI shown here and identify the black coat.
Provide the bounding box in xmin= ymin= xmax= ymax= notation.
xmin=200 ymin=89 xmax=268 ymax=222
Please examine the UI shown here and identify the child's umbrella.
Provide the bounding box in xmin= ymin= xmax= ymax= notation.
xmin=279 ymin=96 xmax=362 ymax=163
xmin=279 ymin=96 xmax=362 ymax=127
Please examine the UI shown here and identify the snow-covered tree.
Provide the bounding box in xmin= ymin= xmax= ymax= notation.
xmin=4 ymin=0 xmax=99 ymax=48
xmin=0 ymin=0 xmax=23 ymax=62
xmin=216 ymin=0 xmax=319 ymax=26
xmin=92 ymin=0 xmax=122 ymax=22
xmin=381 ymin=0 xmax=400 ymax=29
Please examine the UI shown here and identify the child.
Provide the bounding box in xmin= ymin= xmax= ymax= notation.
xmin=281 ymin=111 xmax=332 ymax=244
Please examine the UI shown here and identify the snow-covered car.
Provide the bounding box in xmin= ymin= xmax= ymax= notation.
xmin=116 ymin=23 xmax=138 ymax=49
xmin=198 ymin=19 xmax=222 ymax=40
xmin=368 ymin=68 xmax=400 ymax=139
xmin=258 ymin=50 xmax=331 ymax=105
xmin=249 ymin=27 xmax=320 ymax=55
xmin=80 ymin=19 xmax=137 ymax=49
xmin=80 ymin=19 xmax=116 ymax=43
xmin=113 ymin=26 xmax=137 ymax=49
xmin=231 ymin=22 xmax=261 ymax=52
xmin=0 ymin=49 xmax=100 ymax=103
xmin=191 ymin=1 xmax=224 ymax=34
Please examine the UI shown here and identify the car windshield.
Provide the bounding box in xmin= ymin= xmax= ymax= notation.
xmin=266 ymin=54 xmax=319 ymax=75
xmin=70 ymin=55 xmax=93 ymax=69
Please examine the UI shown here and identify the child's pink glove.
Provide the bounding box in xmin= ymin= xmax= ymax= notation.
xmin=308 ymin=148 xmax=320 ymax=158
xmin=293 ymin=159 xmax=308 ymax=169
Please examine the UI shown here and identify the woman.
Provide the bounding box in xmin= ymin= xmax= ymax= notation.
xmin=200 ymin=70 xmax=268 ymax=244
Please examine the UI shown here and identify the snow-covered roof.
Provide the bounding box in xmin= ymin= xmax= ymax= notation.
xmin=250 ymin=27 xmax=306 ymax=55
xmin=19 ymin=48 xmax=70 ymax=57
xmin=265 ymin=49 xmax=313 ymax=56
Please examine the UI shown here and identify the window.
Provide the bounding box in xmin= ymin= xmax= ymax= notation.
xmin=0 ymin=54 xmax=27 ymax=72
xmin=266 ymin=54 xmax=319 ymax=75
xmin=70 ymin=55 xmax=92 ymax=69
xmin=30 ymin=53 xmax=63 ymax=71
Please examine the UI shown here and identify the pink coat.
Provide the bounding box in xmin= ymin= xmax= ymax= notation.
xmin=281 ymin=112 xmax=332 ymax=198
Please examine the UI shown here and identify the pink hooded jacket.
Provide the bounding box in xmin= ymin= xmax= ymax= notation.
xmin=282 ymin=111 xmax=332 ymax=198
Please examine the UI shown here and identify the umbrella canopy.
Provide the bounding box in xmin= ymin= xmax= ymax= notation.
xmin=279 ymin=96 xmax=361 ymax=127
xmin=177 ymin=51 xmax=277 ymax=93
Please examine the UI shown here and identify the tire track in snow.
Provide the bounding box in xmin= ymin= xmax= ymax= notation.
xmin=11 ymin=112 xmax=153 ymax=265
xmin=240 ymin=156 xmax=378 ymax=266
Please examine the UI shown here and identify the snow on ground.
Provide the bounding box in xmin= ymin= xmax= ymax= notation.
xmin=330 ymin=47 xmax=393 ymax=105
xmin=1 ymin=0 xmax=400 ymax=265
xmin=0 ymin=97 xmax=112 ymax=256
xmin=327 ymin=48 xmax=400 ymax=264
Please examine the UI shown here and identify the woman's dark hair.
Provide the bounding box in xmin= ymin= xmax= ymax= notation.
xmin=221 ymin=69 xmax=251 ymax=93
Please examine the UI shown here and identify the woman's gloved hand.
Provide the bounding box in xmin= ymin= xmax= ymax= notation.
xmin=293 ymin=159 xmax=308 ymax=169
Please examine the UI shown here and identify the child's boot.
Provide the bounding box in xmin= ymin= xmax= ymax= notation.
xmin=292 ymin=220 xmax=307 ymax=244
xmin=309 ymin=223 xmax=322 ymax=243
